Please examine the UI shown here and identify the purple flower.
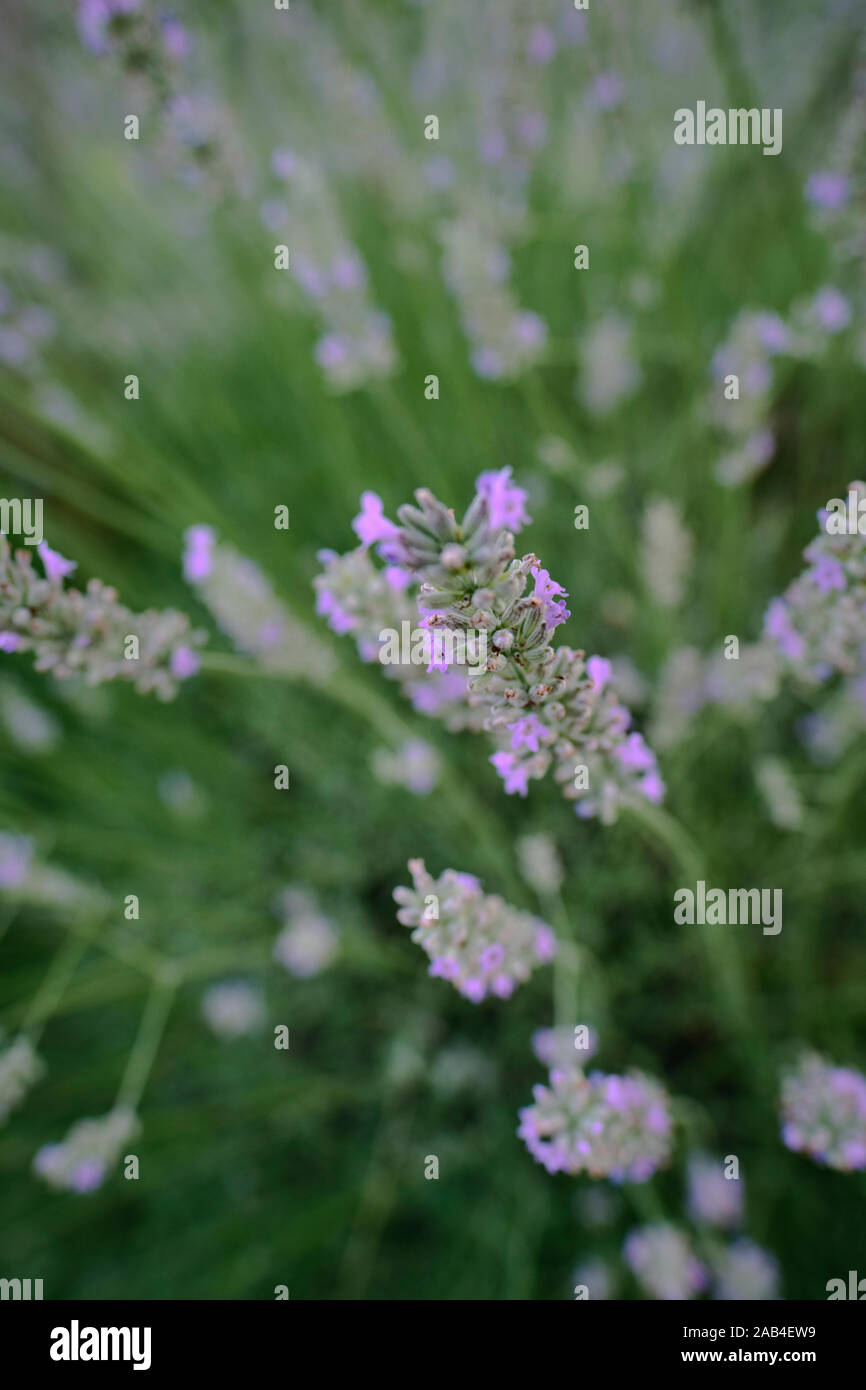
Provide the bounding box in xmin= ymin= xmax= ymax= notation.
xmin=517 ymin=112 xmax=548 ymax=150
xmin=479 ymin=130 xmax=508 ymax=165
xmin=808 ymin=553 xmax=846 ymax=593
xmin=331 ymin=253 xmax=366 ymax=292
xmin=527 ymin=25 xmax=557 ymax=65
xmin=475 ymin=467 xmax=531 ymax=532
xmin=294 ymin=258 xmax=329 ymax=299
xmin=490 ymin=751 xmax=531 ymax=796
xmin=530 ymin=566 xmax=570 ymax=630
xmin=507 ymin=713 xmax=547 ymax=753
xmin=0 ymin=632 xmax=21 ymax=653
xmin=271 ymin=148 xmax=297 ymax=180
xmin=533 ymin=925 xmax=557 ymax=962
xmin=183 ymin=525 xmax=215 ymax=583
xmin=805 ymin=171 xmax=850 ymax=211
xmin=0 ymin=834 xmax=34 ymax=888
xmin=352 ymin=492 xmax=399 ymax=548
xmin=480 ymin=943 xmax=505 ymax=973
xmin=76 ymin=0 xmax=139 ymax=54
xmin=472 ymin=345 xmax=504 ymax=379
xmin=764 ymin=598 xmax=805 ymax=662
xmin=315 ymin=334 xmax=350 ymax=371
xmin=812 ymin=286 xmax=851 ymax=333
xmin=37 ymin=541 xmax=77 ymax=585
xmin=615 ymin=732 xmax=655 ymax=773
xmin=70 ymin=1158 xmax=106 ymax=1194
xmin=315 ymin=587 xmax=355 ymax=636
xmin=753 ymin=312 xmax=790 ymax=354
xmin=170 ymin=645 xmax=200 ymax=680
xmin=590 ymin=72 xmax=625 ymax=112
xmin=586 ymin=655 xmax=612 ymax=692
xmin=639 ymin=771 xmax=665 ymax=804
xmin=161 ymin=18 xmax=190 ymax=60
xmin=511 ymin=310 xmax=548 ymax=349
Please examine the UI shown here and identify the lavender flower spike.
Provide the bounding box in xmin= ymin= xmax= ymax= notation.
xmin=762 ymin=481 xmax=866 ymax=684
xmin=394 ymin=859 xmax=556 ymax=1003
xmin=390 ymin=483 xmax=664 ymax=821
xmin=33 ymin=1107 xmax=139 ymax=1193
xmin=780 ymin=1052 xmax=866 ymax=1171
xmin=518 ymin=1060 xmax=673 ymax=1180
xmin=1 ymin=536 xmax=205 ymax=700
xmin=623 ymin=1224 xmax=707 ymax=1300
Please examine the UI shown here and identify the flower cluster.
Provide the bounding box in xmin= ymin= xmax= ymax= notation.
xmin=709 ymin=295 xmax=854 ymax=487
xmin=1 ymin=537 xmax=205 ymax=700
xmin=0 ymin=1036 xmax=44 ymax=1125
xmin=371 ymin=738 xmax=441 ymax=796
xmin=77 ymin=2 xmax=247 ymax=197
xmin=762 ymin=481 xmax=866 ymax=684
xmin=183 ymin=526 xmax=335 ymax=684
xmin=623 ymin=1224 xmax=707 ymax=1300
xmin=393 ymin=859 xmax=556 ymax=1003
xmin=0 ymin=832 xmax=108 ymax=914
xmin=650 ymin=642 xmax=781 ymax=750
xmin=314 ymin=504 xmax=482 ymax=732
xmin=531 ymin=1024 xmax=598 ymax=1071
xmin=263 ymin=153 xmax=398 ymax=391
xmin=780 ymin=1052 xmax=866 ymax=1171
xmin=710 ymin=1238 xmax=780 ymax=1301
xmin=686 ymin=1153 xmax=743 ymax=1229
xmin=201 ymin=981 xmax=265 ymax=1039
xmin=33 ymin=1107 xmax=139 ymax=1193
xmin=517 ymin=1063 xmax=673 ymax=1180
xmin=640 ymin=497 xmax=693 ymax=610
xmin=316 ymin=473 xmax=663 ymax=822
xmin=577 ymin=313 xmax=642 ymax=417
xmin=439 ymin=219 xmax=547 ymax=381
xmin=273 ymin=887 xmax=339 ymax=979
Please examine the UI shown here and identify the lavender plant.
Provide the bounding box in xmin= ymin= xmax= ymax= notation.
xmin=315 ymin=470 xmax=665 ymax=823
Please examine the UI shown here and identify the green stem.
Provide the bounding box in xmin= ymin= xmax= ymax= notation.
xmin=20 ymin=930 xmax=91 ymax=1044
xmin=115 ymin=971 xmax=179 ymax=1113
xmin=621 ymin=798 xmax=769 ymax=1093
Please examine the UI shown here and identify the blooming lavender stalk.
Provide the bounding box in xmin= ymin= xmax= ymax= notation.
xmin=386 ymin=479 xmax=663 ymax=821
xmin=640 ymin=497 xmax=693 ymax=609
xmin=0 ymin=1036 xmax=44 ymax=1124
xmin=708 ymin=308 xmax=788 ymax=487
xmin=316 ymin=473 xmax=662 ymax=819
xmin=518 ymin=1060 xmax=673 ymax=1180
xmin=394 ymin=859 xmax=556 ymax=1003
xmin=183 ymin=526 xmax=335 ymax=683
xmin=439 ymin=219 xmax=547 ymax=381
xmin=33 ymin=1107 xmax=139 ymax=1193
xmin=265 ymin=153 xmax=398 ymax=391
xmin=708 ymin=1238 xmax=779 ymax=1300
xmin=0 ymin=832 xmax=108 ymax=914
xmin=1 ymin=537 xmax=205 ymax=699
xmin=686 ymin=1153 xmax=743 ymax=1229
xmin=273 ymin=887 xmax=338 ymax=979
xmin=371 ymin=738 xmax=440 ymax=795
xmin=780 ymin=1052 xmax=866 ymax=1171
xmin=201 ymin=981 xmax=265 ymax=1039
xmin=763 ymin=482 xmax=866 ymax=684
xmin=314 ymin=508 xmax=480 ymax=731
xmin=623 ymin=1224 xmax=706 ymax=1300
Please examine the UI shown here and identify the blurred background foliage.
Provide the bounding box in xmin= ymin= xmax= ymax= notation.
xmin=0 ymin=0 xmax=865 ymax=1299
